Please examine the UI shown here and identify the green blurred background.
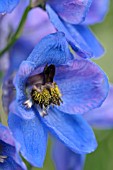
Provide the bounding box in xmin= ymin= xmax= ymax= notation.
xmin=0 ymin=1 xmax=113 ymax=170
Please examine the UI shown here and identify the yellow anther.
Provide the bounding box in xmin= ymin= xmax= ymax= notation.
xmin=31 ymin=88 xmax=51 ymax=108
xmin=31 ymin=82 xmax=63 ymax=110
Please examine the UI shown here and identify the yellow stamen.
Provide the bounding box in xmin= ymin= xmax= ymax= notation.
xmin=31 ymin=82 xmax=63 ymax=109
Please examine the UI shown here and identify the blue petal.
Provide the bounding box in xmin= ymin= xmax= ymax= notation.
xmin=8 ymin=112 xmax=48 ymax=167
xmin=0 ymin=0 xmax=20 ymax=13
xmin=84 ymin=0 xmax=110 ymax=25
xmin=52 ymin=140 xmax=85 ymax=170
xmin=71 ymin=25 xmax=104 ymax=58
xmin=84 ymin=85 xmax=113 ymax=129
xmin=46 ymin=4 xmax=98 ymax=58
xmin=41 ymin=107 xmax=97 ymax=154
xmin=13 ymin=32 xmax=73 ymax=119
xmin=27 ymin=32 xmax=72 ymax=67
xmin=47 ymin=0 xmax=92 ymax=24
xmin=55 ymin=59 xmax=109 ymax=114
xmin=0 ymin=156 xmax=25 ymax=170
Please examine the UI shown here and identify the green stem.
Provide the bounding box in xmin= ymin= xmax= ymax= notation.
xmin=0 ymin=5 xmax=32 ymax=57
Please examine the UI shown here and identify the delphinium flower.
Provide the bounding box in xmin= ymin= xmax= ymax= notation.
xmin=7 ymin=32 xmax=109 ymax=167
xmin=0 ymin=0 xmax=20 ymax=14
xmin=0 ymin=123 xmax=26 ymax=170
xmin=46 ymin=0 xmax=109 ymax=58
xmin=52 ymin=85 xmax=113 ymax=170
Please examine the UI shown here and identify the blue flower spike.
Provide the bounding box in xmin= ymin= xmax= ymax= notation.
xmin=0 ymin=123 xmax=26 ymax=170
xmin=0 ymin=0 xmax=20 ymax=13
xmin=8 ymin=32 xmax=109 ymax=167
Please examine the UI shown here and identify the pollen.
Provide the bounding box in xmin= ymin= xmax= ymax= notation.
xmin=31 ymin=88 xmax=51 ymax=108
xmin=31 ymin=82 xmax=63 ymax=109
xmin=50 ymin=83 xmax=63 ymax=106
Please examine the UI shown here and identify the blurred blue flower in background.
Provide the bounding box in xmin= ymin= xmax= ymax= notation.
xmin=52 ymin=85 xmax=113 ymax=170
xmin=52 ymin=139 xmax=85 ymax=170
xmin=0 ymin=123 xmax=26 ymax=170
xmin=7 ymin=32 xmax=109 ymax=167
xmin=0 ymin=0 xmax=20 ymax=13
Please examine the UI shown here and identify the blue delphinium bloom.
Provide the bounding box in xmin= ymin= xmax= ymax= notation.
xmin=8 ymin=32 xmax=109 ymax=167
xmin=0 ymin=123 xmax=26 ymax=170
xmin=0 ymin=0 xmax=20 ymax=13
xmin=52 ymin=85 xmax=113 ymax=170
xmin=46 ymin=0 xmax=109 ymax=58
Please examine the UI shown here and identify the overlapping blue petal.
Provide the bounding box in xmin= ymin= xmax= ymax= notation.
xmin=8 ymin=112 xmax=48 ymax=167
xmin=55 ymin=59 xmax=109 ymax=115
xmin=72 ymin=25 xmax=104 ymax=58
xmin=41 ymin=107 xmax=97 ymax=154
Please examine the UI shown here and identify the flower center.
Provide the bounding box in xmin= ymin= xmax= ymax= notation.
xmin=25 ymin=64 xmax=63 ymax=116
xmin=31 ymin=82 xmax=63 ymax=109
